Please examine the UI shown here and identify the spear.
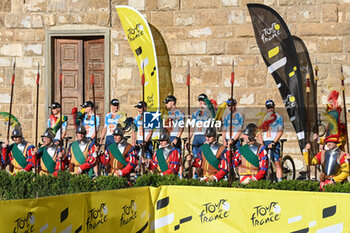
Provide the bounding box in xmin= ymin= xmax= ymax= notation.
xmin=34 ymin=62 xmax=40 ymax=175
xmin=340 ymin=65 xmax=350 ymax=154
xmin=141 ymin=62 xmax=146 ymax=175
xmin=35 ymin=62 xmax=40 ymax=147
xmin=187 ymin=61 xmax=192 ymax=179
xmin=7 ymin=58 xmax=16 ymax=141
xmin=228 ymin=59 xmax=234 ymax=186
xmin=5 ymin=58 xmax=15 ymax=169
xmin=306 ymin=67 xmax=311 ymax=180
xmin=91 ymin=60 xmax=100 ymax=176
xmin=90 ymin=60 xmax=98 ymax=146
xmin=59 ymin=60 xmax=63 ymax=170
xmin=313 ymin=59 xmax=319 ymax=180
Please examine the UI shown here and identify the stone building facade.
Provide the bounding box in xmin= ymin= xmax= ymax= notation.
xmin=0 ymin=0 xmax=349 ymax=171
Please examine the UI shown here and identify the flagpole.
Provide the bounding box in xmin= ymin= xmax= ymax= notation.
xmin=91 ymin=60 xmax=98 ymax=146
xmin=228 ymin=59 xmax=234 ymax=186
xmin=187 ymin=61 xmax=192 ymax=179
xmin=306 ymin=69 xmax=311 ymax=180
xmin=340 ymin=65 xmax=350 ymax=154
xmin=7 ymin=58 xmax=16 ymax=141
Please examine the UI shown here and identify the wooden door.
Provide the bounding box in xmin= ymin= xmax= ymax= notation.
xmin=84 ymin=38 xmax=105 ymax=116
xmin=54 ymin=39 xmax=83 ymax=137
xmin=54 ymin=37 xmax=105 ymax=138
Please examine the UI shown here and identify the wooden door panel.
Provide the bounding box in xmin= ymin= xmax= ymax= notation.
xmin=54 ymin=39 xmax=83 ymax=137
xmin=84 ymin=38 xmax=105 ymax=116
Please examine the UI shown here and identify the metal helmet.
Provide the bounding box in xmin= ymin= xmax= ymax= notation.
xmin=76 ymin=124 xmax=87 ymax=134
xmin=158 ymin=131 xmax=170 ymax=142
xmin=11 ymin=127 xmax=23 ymax=139
xmin=243 ymin=123 xmax=257 ymax=137
xmin=265 ymin=99 xmax=275 ymax=108
xmin=204 ymin=127 xmax=217 ymax=137
xmin=41 ymin=128 xmax=55 ymax=140
xmin=113 ymin=126 xmax=124 ymax=136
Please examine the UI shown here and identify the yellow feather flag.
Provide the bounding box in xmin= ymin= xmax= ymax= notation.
xmin=116 ymin=5 xmax=160 ymax=110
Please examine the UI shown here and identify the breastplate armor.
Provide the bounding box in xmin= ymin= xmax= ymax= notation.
xmin=78 ymin=138 xmax=90 ymax=152
xmin=323 ymin=148 xmax=341 ymax=176
xmin=117 ymin=140 xmax=128 ymax=154
xmin=249 ymin=143 xmax=260 ymax=155
xmin=209 ymin=142 xmax=221 ymax=156
xmin=162 ymin=145 xmax=174 ymax=160
xmin=17 ymin=140 xmax=27 ymax=153
xmin=47 ymin=144 xmax=58 ymax=158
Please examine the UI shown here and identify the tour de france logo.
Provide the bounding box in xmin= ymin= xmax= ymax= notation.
xmin=261 ymin=22 xmax=281 ymax=43
xmin=250 ymin=201 xmax=281 ymax=227
xmin=199 ymin=199 xmax=230 ymax=223
xmin=13 ymin=212 xmax=35 ymax=233
xmin=86 ymin=203 xmax=108 ymax=232
xmin=120 ymin=200 xmax=137 ymax=226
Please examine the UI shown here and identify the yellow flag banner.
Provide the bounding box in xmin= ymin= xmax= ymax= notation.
xmin=0 ymin=186 xmax=349 ymax=232
xmin=116 ymin=5 xmax=159 ymax=110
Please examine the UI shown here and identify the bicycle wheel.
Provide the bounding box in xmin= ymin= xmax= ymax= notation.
xmin=282 ymin=155 xmax=296 ymax=180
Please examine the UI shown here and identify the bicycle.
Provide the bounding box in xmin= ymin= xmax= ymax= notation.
xmin=266 ymin=139 xmax=296 ymax=182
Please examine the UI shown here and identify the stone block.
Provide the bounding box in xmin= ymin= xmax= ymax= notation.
xmin=87 ymin=0 xmax=109 ymax=12
xmin=174 ymin=12 xmax=195 ymax=26
xmin=207 ymin=39 xmax=225 ymax=55
xmin=57 ymin=15 xmax=70 ymax=24
xmin=24 ymin=0 xmax=46 ymax=12
xmin=195 ymin=0 xmax=221 ymax=9
xmin=84 ymin=14 xmax=99 ymax=24
xmin=128 ymin=0 xmax=145 ymax=11
xmin=48 ymin=0 xmax=68 ymax=12
xmin=32 ymin=15 xmax=43 ymax=28
xmin=296 ymin=23 xmax=336 ymax=36
xmin=201 ymin=67 xmax=222 ymax=87
xmin=196 ymin=9 xmax=229 ymax=26
xmin=151 ymin=11 xmax=173 ymax=26
xmin=331 ymin=54 xmax=348 ymax=64
xmin=221 ymin=0 xmax=238 ymax=7
xmin=15 ymin=89 xmax=32 ymax=104
xmin=226 ymin=40 xmax=245 ymax=55
xmin=15 ymin=30 xmax=35 ymax=42
xmin=278 ymin=0 xmax=297 ymax=5
xmin=71 ymin=14 xmax=83 ymax=24
xmin=69 ymin=0 xmax=87 ymax=12
xmin=228 ymin=10 xmax=244 ymax=24
xmin=213 ymin=26 xmax=235 ymax=39
xmin=287 ymin=6 xmax=321 ymax=22
xmin=322 ymin=4 xmax=338 ymax=22
xmin=180 ymin=0 xmax=195 ymax=9
xmin=319 ymin=37 xmax=343 ymax=53
xmin=16 ymin=57 xmax=33 ymax=68
xmin=0 ymin=0 xmax=11 ymax=12
xmin=117 ymin=67 xmax=132 ymax=81
xmin=0 ymin=57 xmax=11 ymax=67
xmin=234 ymin=24 xmax=254 ymax=37
xmin=188 ymin=27 xmax=212 ymax=38
xmin=24 ymin=44 xmax=42 ymax=56
xmin=343 ymin=36 xmax=350 ymax=52
xmin=0 ymin=43 xmax=23 ymax=56
xmin=98 ymin=12 xmax=110 ymax=26
xmin=19 ymin=15 xmax=31 ymax=28
xmin=23 ymin=69 xmax=37 ymax=87
xmin=168 ymin=41 xmax=206 ymax=55
xmin=43 ymin=14 xmax=55 ymax=26
xmin=0 ymin=29 xmax=14 ymax=42
xmin=159 ymin=0 xmax=178 ymax=10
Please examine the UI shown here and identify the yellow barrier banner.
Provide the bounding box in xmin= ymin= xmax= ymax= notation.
xmin=116 ymin=5 xmax=159 ymax=110
xmin=0 ymin=187 xmax=151 ymax=233
xmin=0 ymin=186 xmax=349 ymax=233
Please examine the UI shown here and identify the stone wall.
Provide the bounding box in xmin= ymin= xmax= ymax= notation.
xmin=0 ymin=0 xmax=350 ymax=171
